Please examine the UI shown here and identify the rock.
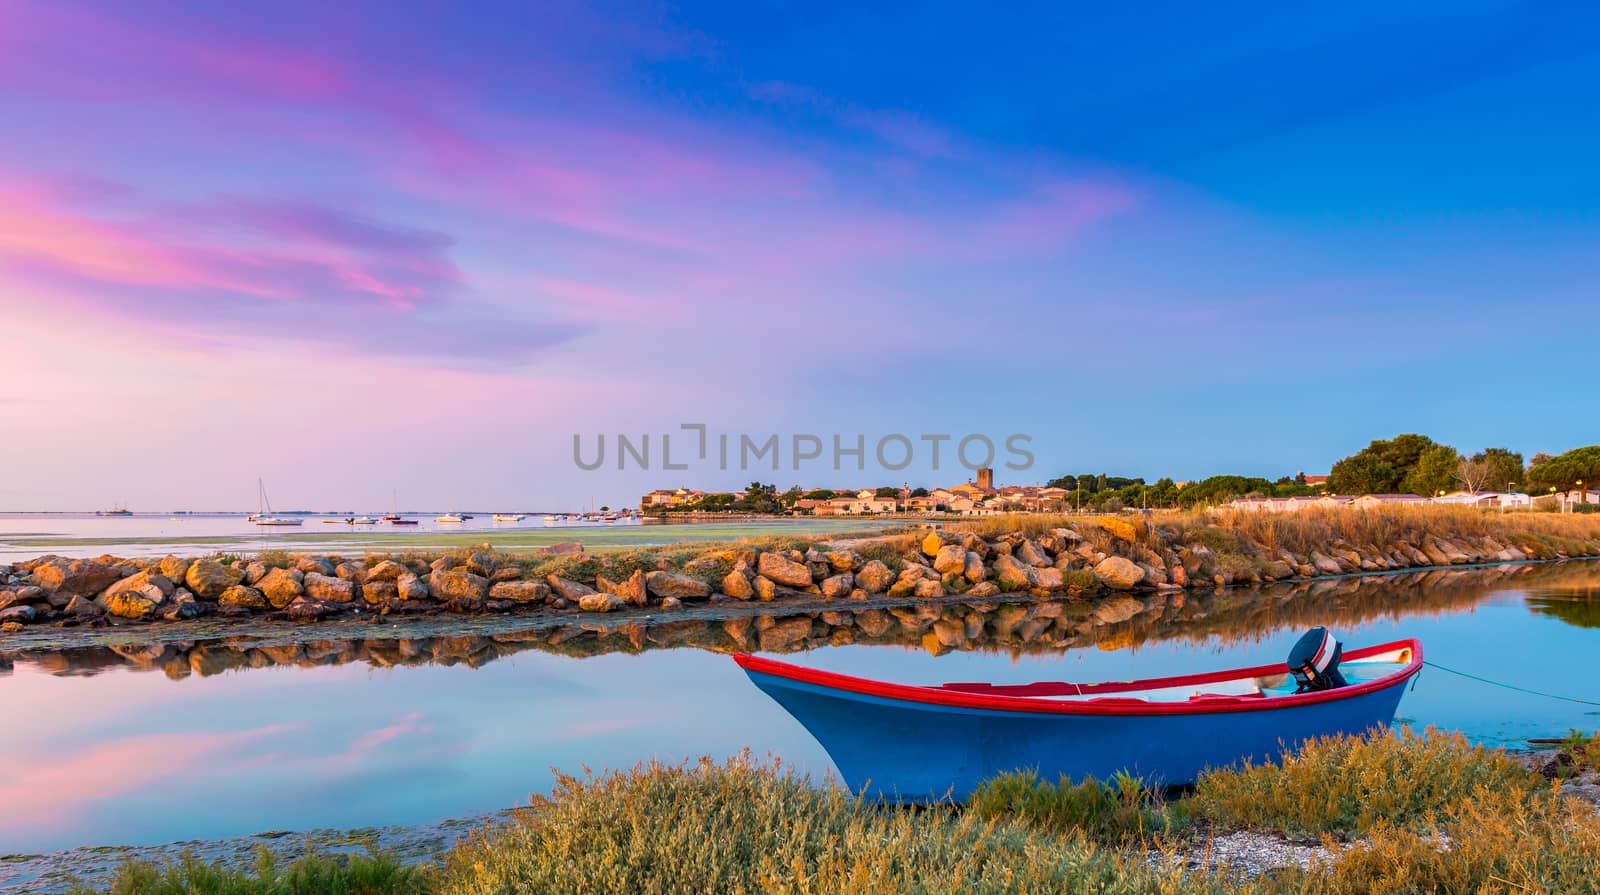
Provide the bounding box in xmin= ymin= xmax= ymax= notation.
xmin=185 ymin=558 xmax=243 ymax=599
xmin=963 ymin=551 xmax=986 ymax=583
xmin=932 ymin=544 xmax=967 ymax=576
xmin=754 ymin=575 xmax=778 ymax=601
xmin=1094 ymin=596 xmax=1144 ymax=624
xmin=32 ymin=559 xmax=121 ymax=597
xmin=760 ymin=617 xmax=813 ymax=651
xmin=931 ymin=618 xmax=966 ymax=648
xmin=490 ymin=567 xmax=524 ymax=584
xmin=334 ymin=561 xmax=366 ymax=581
xmin=886 ymin=578 xmax=917 ymax=599
xmin=285 ymin=598 xmax=329 ymax=621
xmin=303 ymin=572 xmax=355 ymax=602
xmin=826 ymin=550 xmax=860 ymax=572
xmin=1035 ymin=567 xmax=1064 ymax=590
xmin=992 ymin=554 xmax=1035 ymax=590
xmin=219 ymin=585 xmax=270 ymax=611
xmin=1094 ymin=517 xmax=1143 ymax=543
xmin=103 ymin=570 xmax=175 ymax=603
xmin=257 ymin=567 xmax=304 ymax=609
xmin=396 ymin=573 xmax=430 ymax=602
xmin=100 ymin=579 xmax=172 ymax=619
xmin=160 ymin=600 xmax=200 ymax=621
xmin=431 ymin=569 xmax=489 ymax=603
xmin=722 ymin=570 xmax=755 ymax=600
xmin=547 ymin=575 xmax=597 ymax=601
xmin=855 ymin=560 xmax=893 ymax=594
xmin=296 ymin=557 xmax=336 ymax=576
xmin=489 ymin=580 xmax=550 ymax=603
xmin=1017 ymin=539 xmax=1051 ymax=567
xmin=1093 ymin=557 xmax=1145 ymax=590
xmin=757 ymin=552 xmax=813 ymax=588
xmin=913 ymin=579 xmax=944 ymax=598
xmin=363 ymin=560 xmax=407 ymax=583
xmin=597 ymin=569 xmax=647 ymax=606
xmin=243 ymin=561 xmax=270 ymax=585
xmin=966 ymin=581 xmax=1000 ymax=598
xmin=157 ymin=555 xmax=192 ymax=582
xmin=361 ymin=580 xmax=399 ymax=604
xmin=1309 ymin=552 xmax=1344 ymax=576
xmin=645 ymin=571 xmax=711 ymax=600
xmin=64 ymin=594 xmax=103 ymax=617
xmin=820 ymin=573 xmax=854 ymax=600
xmin=919 ymin=531 xmax=944 ymax=557
xmin=0 ymin=604 xmax=34 ymax=624
xmin=578 ymin=592 xmax=625 ymax=613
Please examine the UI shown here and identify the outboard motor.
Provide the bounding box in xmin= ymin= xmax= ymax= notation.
xmin=1288 ymin=627 xmax=1348 ymax=693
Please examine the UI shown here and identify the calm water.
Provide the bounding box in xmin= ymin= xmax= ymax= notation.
xmin=3 ymin=562 xmax=1600 ymax=854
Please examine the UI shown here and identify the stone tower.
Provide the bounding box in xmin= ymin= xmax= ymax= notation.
xmin=976 ymin=467 xmax=994 ymax=490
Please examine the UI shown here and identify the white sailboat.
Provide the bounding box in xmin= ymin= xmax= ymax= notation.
xmin=250 ymin=478 xmax=302 ymax=526
xmin=492 ymin=513 xmax=526 ymax=522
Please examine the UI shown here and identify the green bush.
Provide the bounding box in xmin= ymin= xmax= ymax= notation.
xmin=73 ymin=847 xmax=425 ymax=895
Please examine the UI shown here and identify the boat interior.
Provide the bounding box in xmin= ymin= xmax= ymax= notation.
xmin=938 ymin=645 xmax=1415 ymax=705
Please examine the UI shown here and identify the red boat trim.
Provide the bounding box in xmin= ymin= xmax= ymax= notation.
xmin=733 ymin=638 xmax=1422 ymax=717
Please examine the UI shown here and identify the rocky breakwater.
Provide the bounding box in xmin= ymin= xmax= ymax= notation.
xmin=0 ymin=515 xmax=1594 ymax=636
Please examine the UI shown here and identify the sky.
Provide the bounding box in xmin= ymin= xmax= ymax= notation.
xmin=1 ymin=1 xmax=1597 ymax=511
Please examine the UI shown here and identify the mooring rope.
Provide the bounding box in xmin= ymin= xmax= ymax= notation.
xmin=1422 ymin=660 xmax=1600 ymax=707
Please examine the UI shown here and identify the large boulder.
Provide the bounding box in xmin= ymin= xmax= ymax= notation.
xmin=820 ymin=572 xmax=854 ymax=600
xmin=32 ymin=559 xmax=121 ymax=597
xmin=597 ymin=569 xmax=647 ymax=606
xmin=578 ymin=592 xmax=624 ymax=613
xmin=932 ymin=544 xmax=967 ymax=576
xmin=921 ymin=531 xmax=945 ymax=557
xmin=754 ymin=575 xmax=778 ymax=601
xmin=257 ymin=567 xmax=305 ymax=609
xmin=185 ymin=558 xmax=243 ymax=599
xmin=100 ymin=571 xmax=175 ymax=619
xmin=547 ymin=575 xmax=597 ymax=601
xmin=963 ymin=551 xmax=987 ymax=583
xmin=0 ymin=604 xmax=35 ymax=624
xmin=757 ymin=553 xmax=813 ymax=588
xmin=296 ymin=557 xmax=335 ymax=576
xmin=219 ymin=585 xmax=269 ymax=611
xmin=855 ymin=560 xmax=893 ymax=594
xmin=721 ymin=569 xmax=755 ymax=600
xmin=1093 ymin=556 xmax=1145 ymax=590
xmin=396 ymin=572 xmax=431 ymax=602
xmin=992 ymin=554 xmax=1035 ymax=590
xmin=430 ymin=569 xmax=489 ymax=603
xmin=1016 ymin=539 xmax=1051 ymax=567
xmin=364 ymin=560 xmax=407 ymax=583
xmin=303 ymin=572 xmax=354 ymax=602
xmin=489 ymin=580 xmax=551 ymax=603
xmin=361 ymin=580 xmax=399 ymax=604
xmin=157 ymin=555 xmax=192 ymax=582
xmin=645 ymin=571 xmax=711 ymax=601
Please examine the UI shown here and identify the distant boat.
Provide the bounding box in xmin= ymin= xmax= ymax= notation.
xmin=96 ymin=504 xmax=133 ymax=516
xmin=348 ymin=516 xmax=377 ymax=525
xmin=543 ymin=515 xmax=559 ymax=523
xmin=460 ymin=513 xmax=476 ymax=520
xmin=390 ymin=519 xmax=419 ymax=526
xmin=321 ymin=518 xmax=344 ymax=524
xmin=249 ymin=478 xmax=303 ymax=526
xmin=436 ymin=513 xmax=464 ymax=523
xmin=493 ymin=513 xmax=526 ymax=522
xmin=382 ymin=490 xmax=402 ymax=522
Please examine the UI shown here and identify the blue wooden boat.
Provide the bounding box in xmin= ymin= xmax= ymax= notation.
xmin=736 ymin=637 xmax=1421 ymax=800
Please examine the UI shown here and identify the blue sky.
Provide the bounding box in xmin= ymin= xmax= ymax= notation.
xmin=0 ymin=1 xmax=1595 ymax=509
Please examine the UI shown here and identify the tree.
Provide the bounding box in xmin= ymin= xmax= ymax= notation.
xmin=1402 ymin=445 xmax=1460 ymax=496
xmin=874 ymin=486 xmax=898 ymax=498
xmin=1327 ymin=453 xmax=1398 ymax=495
xmin=801 ymin=489 xmax=836 ymax=500
xmin=1328 ymin=434 xmax=1444 ymax=494
xmin=779 ymin=485 xmax=804 ymax=507
xmin=1454 ymin=455 xmax=1494 ymax=493
xmin=1528 ymin=446 xmax=1600 ymax=495
xmin=1476 ymin=448 xmax=1525 ymax=491
xmin=599 ymin=505 xmax=610 ymax=512
xmin=910 ymin=487 xmax=929 ymax=497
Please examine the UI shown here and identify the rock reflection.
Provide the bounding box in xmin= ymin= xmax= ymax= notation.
xmin=4 ymin=562 xmax=1596 ymax=680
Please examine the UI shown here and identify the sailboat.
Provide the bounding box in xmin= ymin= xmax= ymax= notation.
xmin=436 ymin=513 xmax=464 ymax=523
xmin=492 ymin=513 xmax=526 ymax=522
xmin=382 ymin=490 xmax=402 ymax=522
xmin=249 ymin=478 xmax=303 ymax=526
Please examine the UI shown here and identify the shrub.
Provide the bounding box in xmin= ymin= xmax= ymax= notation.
xmin=1187 ymin=727 xmax=1538 ymax=839
xmin=74 ymin=847 xmax=425 ymax=895
xmin=967 ymin=770 xmax=1173 ymax=844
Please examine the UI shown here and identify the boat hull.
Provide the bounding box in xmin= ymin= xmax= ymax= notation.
xmin=739 ymin=645 xmax=1418 ymax=800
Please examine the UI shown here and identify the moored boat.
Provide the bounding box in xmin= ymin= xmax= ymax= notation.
xmin=249 ymin=478 xmax=303 ymax=526
xmin=737 ymin=634 xmax=1421 ymax=800
xmin=436 ymin=513 xmax=464 ymax=523
xmin=492 ymin=513 xmax=526 ymax=522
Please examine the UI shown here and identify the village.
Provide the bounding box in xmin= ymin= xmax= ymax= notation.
xmin=641 ymin=466 xmax=1600 ymax=517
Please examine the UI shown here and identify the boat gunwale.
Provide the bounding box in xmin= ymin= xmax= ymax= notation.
xmin=733 ymin=637 xmax=1422 ymax=717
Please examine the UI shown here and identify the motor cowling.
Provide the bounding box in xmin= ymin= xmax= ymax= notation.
xmin=1288 ymin=627 xmax=1347 ymax=692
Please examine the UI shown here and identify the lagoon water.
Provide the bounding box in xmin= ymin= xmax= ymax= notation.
xmin=3 ymin=563 xmax=1600 ymax=855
